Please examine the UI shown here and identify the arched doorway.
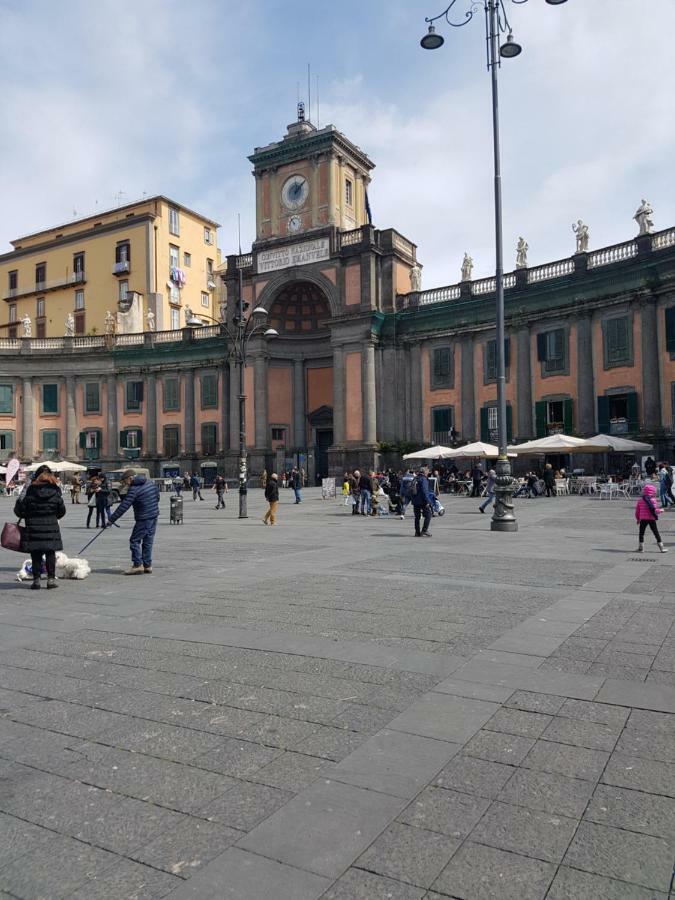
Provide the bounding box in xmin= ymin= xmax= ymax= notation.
xmin=267 ymin=281 xmax=331 ymax=334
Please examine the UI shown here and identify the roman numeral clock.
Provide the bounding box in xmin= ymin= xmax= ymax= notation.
xmin=281 ymin=175 xmax=309 ymax=233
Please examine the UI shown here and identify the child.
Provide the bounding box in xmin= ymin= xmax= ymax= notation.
xmin=342 ymin=476 xmax=351 ymax=506
xmin=635 ymin=483 xmax=668 ymax=553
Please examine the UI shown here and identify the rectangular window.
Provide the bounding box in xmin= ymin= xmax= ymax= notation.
xmin=164 ymin=425 xmax=180 ymax=457
xmin=8 ymin=271 xmax=17 ymax=294
xmin=0 ymin=384 xmax=13 ymax=414
xmin=42 ymin=430 xmax=60 ymax=451
xmin=0 ymin=431 xmax=15 ymax=454
xmin=163 ymin=377 xmax=180 ymax=411
xmin=115 ymin=241 xmax=130 ymax=264
xmin=432 ymin=347 xmax=452 ymax=388
xmin=604 ymin=316 xmax=631 ymax=366
xmin=118 ymin=280 xmax=128 ymax=302
xmin=169 ymin=207 xmax=180 ymax=236
xmin=73 ymin=252 xmax=85 ymax=277
xmin=35 ymin=263 xmax=46 ymax=288
xmin=609 ymin=395 xmax=628 ymax=421
xmin=204 ymin=227 xmax=213 ymax=245
xmin=345 ymin=178 xmax=353 ymax=206
xmin=125 ymin=429 xmax=140 ymax=449
xmin=538 ymin=328 xmax=565 ymax=373
xmin=42 ymin=383 xmax=58 ymax=414
xmin=74 ymin=312 xmax=85 ymax=335
xmin=547 ymin=400 xmax=564 ymax=426
xmin=75 ymin=289 xmax=85 ymax=310
xmin=170 ymin=308 xmax=180 ymax=330
xmin=432 ymin=407 xmax=452 ymax=441
xmin=183 ymin=251 xmax=191 ymax=267
xmin=201 ymin=291 xmax=210 ymax=308
xmin=485 ymin=341 xmax=497 ymax=382
xmin=84 ymin=382 xmax=100 ymax=413
xmin=207 ymin=258 xmax=214 ymax=277
xmin=126 ymin=380 xmax=144 ymax=411
xmin=487 ymin=406 xmax=498 ymax=432
xmin=79 ymin=429 xmax=101 ymax=459
xmin=37 ymin=320 xmax=46 ymax=339
xmin=8 ymin=304 xmax=16 ymax=323
xmin=36 ymin=298 xmax=45 ymax=317
xmin=169 ymin=244 xmax=179 ymax=270
xmin=271 ymin=427 xmax=285 ymax=441
xmin=201 ymin=423 xmax=217 ymax=455
xmin=201 ymin=373 xmax=218 ymax=408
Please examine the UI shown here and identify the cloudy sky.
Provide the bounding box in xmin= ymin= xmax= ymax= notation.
xmin=0 ymin=0 xmax=672 ymax=288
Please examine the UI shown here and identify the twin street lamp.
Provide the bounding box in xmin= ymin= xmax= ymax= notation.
xmin=420 ymin=0 xmax=567 ymax=533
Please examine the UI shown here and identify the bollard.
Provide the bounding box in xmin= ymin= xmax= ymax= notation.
xmin=169 ymin=494 xmax=183 ymax=525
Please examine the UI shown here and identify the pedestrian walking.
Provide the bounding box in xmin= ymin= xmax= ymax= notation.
xmin=173 ymin=475 xmax=183 ymax=495
xmin=260 ymin=470 xmax=268 ymax=490
xmin=471 ymin=465 xmax=483 ymax=498
xmin=14 ymin=464 xmax=66 ymax=590
xmin=70 ymin=476 xmax=81 ymax=504
xmin=106 ymin=469 xmax=160 ymax=574
xmin=290 ymin=468 xmax=302 ymax=504
xmin=479 ymin=467 xmax=497 ymax=513
xmin=635 ymin=483 xmax=668 ymax=553
xmin=190 ymin=473 xmax=204 ymax=501
xmin=359 ymin=470 xmax=373 ymax=516
xmin=262 ymin=473 xmax=279 ymax=524
xmin=213 ymin=474 xmax=227 ymax=509
xmin=349 ymin=470 xmax=360 ymax=514
xmin=399 ymin=469 xmax=414 ymax=519
xmin=543 ymin=463 xmax=556 ymax=497
xmin=412 ymin=465 xmax=435 ymax=537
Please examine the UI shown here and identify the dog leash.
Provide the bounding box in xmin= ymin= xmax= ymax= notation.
xmin=78 ymin=522 xmax=119 ymax=555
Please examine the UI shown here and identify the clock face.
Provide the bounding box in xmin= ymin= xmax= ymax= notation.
xmin=282 ymin=175 xmax=309 ymax=211
xmin=287 ymin=215 xmax=302 ymax=234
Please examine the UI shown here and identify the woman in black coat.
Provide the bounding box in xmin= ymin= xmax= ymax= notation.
xmin=14 ymin=465 xmax=66 ymax=590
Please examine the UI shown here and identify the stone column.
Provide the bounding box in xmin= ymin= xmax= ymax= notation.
xmin=332 ymin=346 xmax=345 ymax=445
xmin=461 ymin=337 xmax=476 ymax=442
xmin=221 ymin=361 xmax=230 ymax=451
xmin=269 ymin=168 xmax=279 ymax=235
xmin=362 ymin=342 xmax=377 ymax=444
xmin=380 ymin=346 xmax=397 ymax=442
xmin=516 ymin=328 xmax=533 ymax=439
xmin=576 ymin=314 xmax=595 ymax=434
xmin=409 ymin=343 xmax=424 ymax=441
xmin=145 ymin=373 xmax=157 ymax=456
xmin=229 ymin=359 xmax=239 ymax=451
xmin=65 ymin=376 xmax=78 ymax=459
xmin=184 ymin=369 xmax=195 ymax=454
xmin=337 ymin=156 xmax=346 ymax=229
xmin=328 ymin=157 xmax=337 ymax=226
xmin=253 ymin=354 xmax=268 ymax=448
xmin=21 ymin=377 xmax=34 ymax=460
xmin=106 ymin=375 xmax=118 ymax=459
xmin=293 ymin=359 xmax=306 ymax=449
xmin=641 ymin=300 xmax=661 ymax=431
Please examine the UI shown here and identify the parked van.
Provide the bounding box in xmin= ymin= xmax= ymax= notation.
xmin=105 ymin=467 xmax=152 ymax=503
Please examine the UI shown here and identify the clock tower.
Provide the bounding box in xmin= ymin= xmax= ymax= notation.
xmin=250 ymin=103 xmax=375 ymax=242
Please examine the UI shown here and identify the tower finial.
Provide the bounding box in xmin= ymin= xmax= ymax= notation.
xmin=297 ymin=100 xmax=305 ymax=122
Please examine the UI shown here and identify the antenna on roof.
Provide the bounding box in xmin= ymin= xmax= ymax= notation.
xmin=307 ymin=63 xmax=311 ymax=123
xmin=237 ymin=213 xmax=242 ymax=255
xmin=115 ymin=190 xmax=126 ymax=207
xmin=316 ymin=75 xmax=320 ymax=127
xmin=72 ymin=208 xmax=77 ymax=218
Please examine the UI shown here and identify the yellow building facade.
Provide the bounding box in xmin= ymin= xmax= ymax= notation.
xmin=0 ymin=196 xmax=220 ymax=338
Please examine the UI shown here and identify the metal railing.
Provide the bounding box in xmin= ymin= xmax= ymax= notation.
xmin=2 ymin=270 xmax=85 ymax=301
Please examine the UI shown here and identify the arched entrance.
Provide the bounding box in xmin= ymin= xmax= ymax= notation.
xmin=267 ymin=281 xmax=331 ymax=334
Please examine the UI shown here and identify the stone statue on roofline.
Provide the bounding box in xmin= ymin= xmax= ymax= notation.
xmin=572 ymin=220 xmax=589 ymax=253
xmin=633 ymin=199 xmax=654 ymax=236
xmin=516 ymin=237 xmax=528 ymax=269
xmin=461 ymin=252 xmax=473 ymax=281
xmin=21 ymin=315 xmax=31 ymax=338
xmin=146 ymin=309 xmax=155 ymax=332
xmin=409 ymin=263 xmax=422 ymax=292
xmin=104 ymin=310 xmax=115 ymax=335
xmin=64 ymin=313 xmax=75 ymax=337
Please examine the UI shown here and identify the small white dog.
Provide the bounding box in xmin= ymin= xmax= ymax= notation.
xmin=16 ymin=551 xmax=91 ymax=582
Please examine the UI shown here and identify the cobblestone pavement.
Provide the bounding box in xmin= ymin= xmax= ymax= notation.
xmin=0 ymin=489 xmax=674 ymax=899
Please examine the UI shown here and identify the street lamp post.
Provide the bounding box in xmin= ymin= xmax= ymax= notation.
xmin=187 ymin=266 xmax=278 ymax=519
xmin=421 ymin=0 xmax=566 ymax=533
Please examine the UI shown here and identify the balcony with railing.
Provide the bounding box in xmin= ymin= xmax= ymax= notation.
xmin=112 ymin=260 xmax=130 ymax=275
xmin=2 ymin=270 xmax=85 ymax=302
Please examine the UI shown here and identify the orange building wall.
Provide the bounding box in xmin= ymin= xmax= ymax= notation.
xmin=268 ymin=365 xmax=292 ymax=429
xmin=395 ymin=261 xmax=412 ymax=295
xmin=531 ymin=323 xmax=578 ymax=404
xmin=157 ymin=377 xmax=184 ymax=452
xmin=659 ymin=304 xmax=675 ymax=427
xmin=35 ymin=381 xmax=66 ymax=453
xmin=194 ymin=370 xmax=221 ymax=453
xmin=592 ymin=316 xmax=642 ymax=403
xmin=77 ymin=381 xmax=107 ymax=439
xmin=473 ymin=337 xmax=517 ymax=420
xmin=421 ymin=346 xmax=461 ymax=441
xmin=345 ymin=264 xmax=361 ymax=306
xmin=307 ymin=366 xmax=333 ymax=414
xmin=345 ymin=351 xmax=363 ymax=441
xmin=320 ymin=267 xmax=337 ymax=285
xmin=319 ymin=162 xmax=329 ymax=204
xmin=255 ymin=280 xmax=269 ymax=301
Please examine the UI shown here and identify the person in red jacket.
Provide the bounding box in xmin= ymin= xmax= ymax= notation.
xmin=635 ymin=483 xmax=668 ymax=553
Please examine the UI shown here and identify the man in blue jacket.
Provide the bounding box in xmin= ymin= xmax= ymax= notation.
xmin=106 ymin=470 xmax=160 ymax=575
xmin=411 ymin=465 xmax=435 ymax=537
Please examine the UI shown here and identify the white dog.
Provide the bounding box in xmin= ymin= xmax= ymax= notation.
xmin=16 ymin=551 xmax=91 ymax=582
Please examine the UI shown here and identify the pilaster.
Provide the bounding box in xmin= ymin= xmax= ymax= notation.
xmin=145 ymin=373 xmax=157 ymax=456
xmin=576 ymin=313 xmax=595 ymax=434
xmin=253 ymin=354 xmax=268 ymax=448
xmin=460 ymin=337 xmax=476 ymax=442
xmin=21 ymin=377 xmax=34 ymax=460
xmin=362 ymin=342 xmax=377 ymax=445
xmin=65 ymin=376 xmax=78 ymax=459
xmin=641 ymin=296 xmax=661 ymax=431
xmin=106 ymin=375 xmax=117 ymax=459
xmin=293 ymin=358 xmax=306 ymax=449
xmin=516 ymin=328 xmax=533 ymax=439
xmin=184 ymin=369 xmax=195 ymax=454
xmin=332 ymin=346 xmax=346 ymax=446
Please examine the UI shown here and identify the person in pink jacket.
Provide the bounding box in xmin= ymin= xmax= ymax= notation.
xmin=635 ymin=483 xmax=668 ymax=553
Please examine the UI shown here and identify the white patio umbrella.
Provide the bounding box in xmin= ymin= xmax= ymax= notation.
xmin=25 ymin=459 xmax=87 ymax=472
xmin=402 ymin=444 xmax=454 ymax=460
xmin=585 ymin=434 xmax=653 ymax=453
xmin=442 ymin=441 xmax=517 ymax=459
xmin=507 ymin=434 xmax=607 ymax=455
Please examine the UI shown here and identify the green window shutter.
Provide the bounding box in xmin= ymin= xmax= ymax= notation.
xmin=563 ymin=398 xmax=574 ymax=433
xmin=666 ymin=308 xmax=675 ymax=353
xmin=597 ymin=396 xmax=610 ymax=434
xmin=504 ymin=338 xmax=511 ymax=370
xmin=119 ymin=430 xmax=127 ymax=449
xmin=535 ymin=401 xmax=547 ymax=438
xmin=79 ymin=431 xmax=87 ymax=449
xmin=480 ymin=407 xmax=489 ymax=442
xmin=433 ymin=408 xmax=450 ymax=433
xmin=136 ymin=428 xmax=143 ymax=449
xmin=536 ymin=333 xmax=547 ymax=361
xmin=626 ymin=392 xmax=639 ymax=432
xmin=506 ymin=404 xmax=513 ymax=442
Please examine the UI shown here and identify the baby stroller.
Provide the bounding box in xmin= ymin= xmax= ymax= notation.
xmin=431 ymin=497 xmax=445 ymax=517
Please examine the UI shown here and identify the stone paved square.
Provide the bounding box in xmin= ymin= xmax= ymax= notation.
xmin=1 ymin=490 xmax=675 ymax=897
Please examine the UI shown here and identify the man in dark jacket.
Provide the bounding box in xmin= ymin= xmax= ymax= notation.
xmin=263 ymin=473 xmax=279 ymax=525
xmin=411 ymin=465 xmax=435 ymax=537
xmin=107 ymin=470 xmax=160 ymax=575
xmin=358 ymin=470 xmax=373 ymax=516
